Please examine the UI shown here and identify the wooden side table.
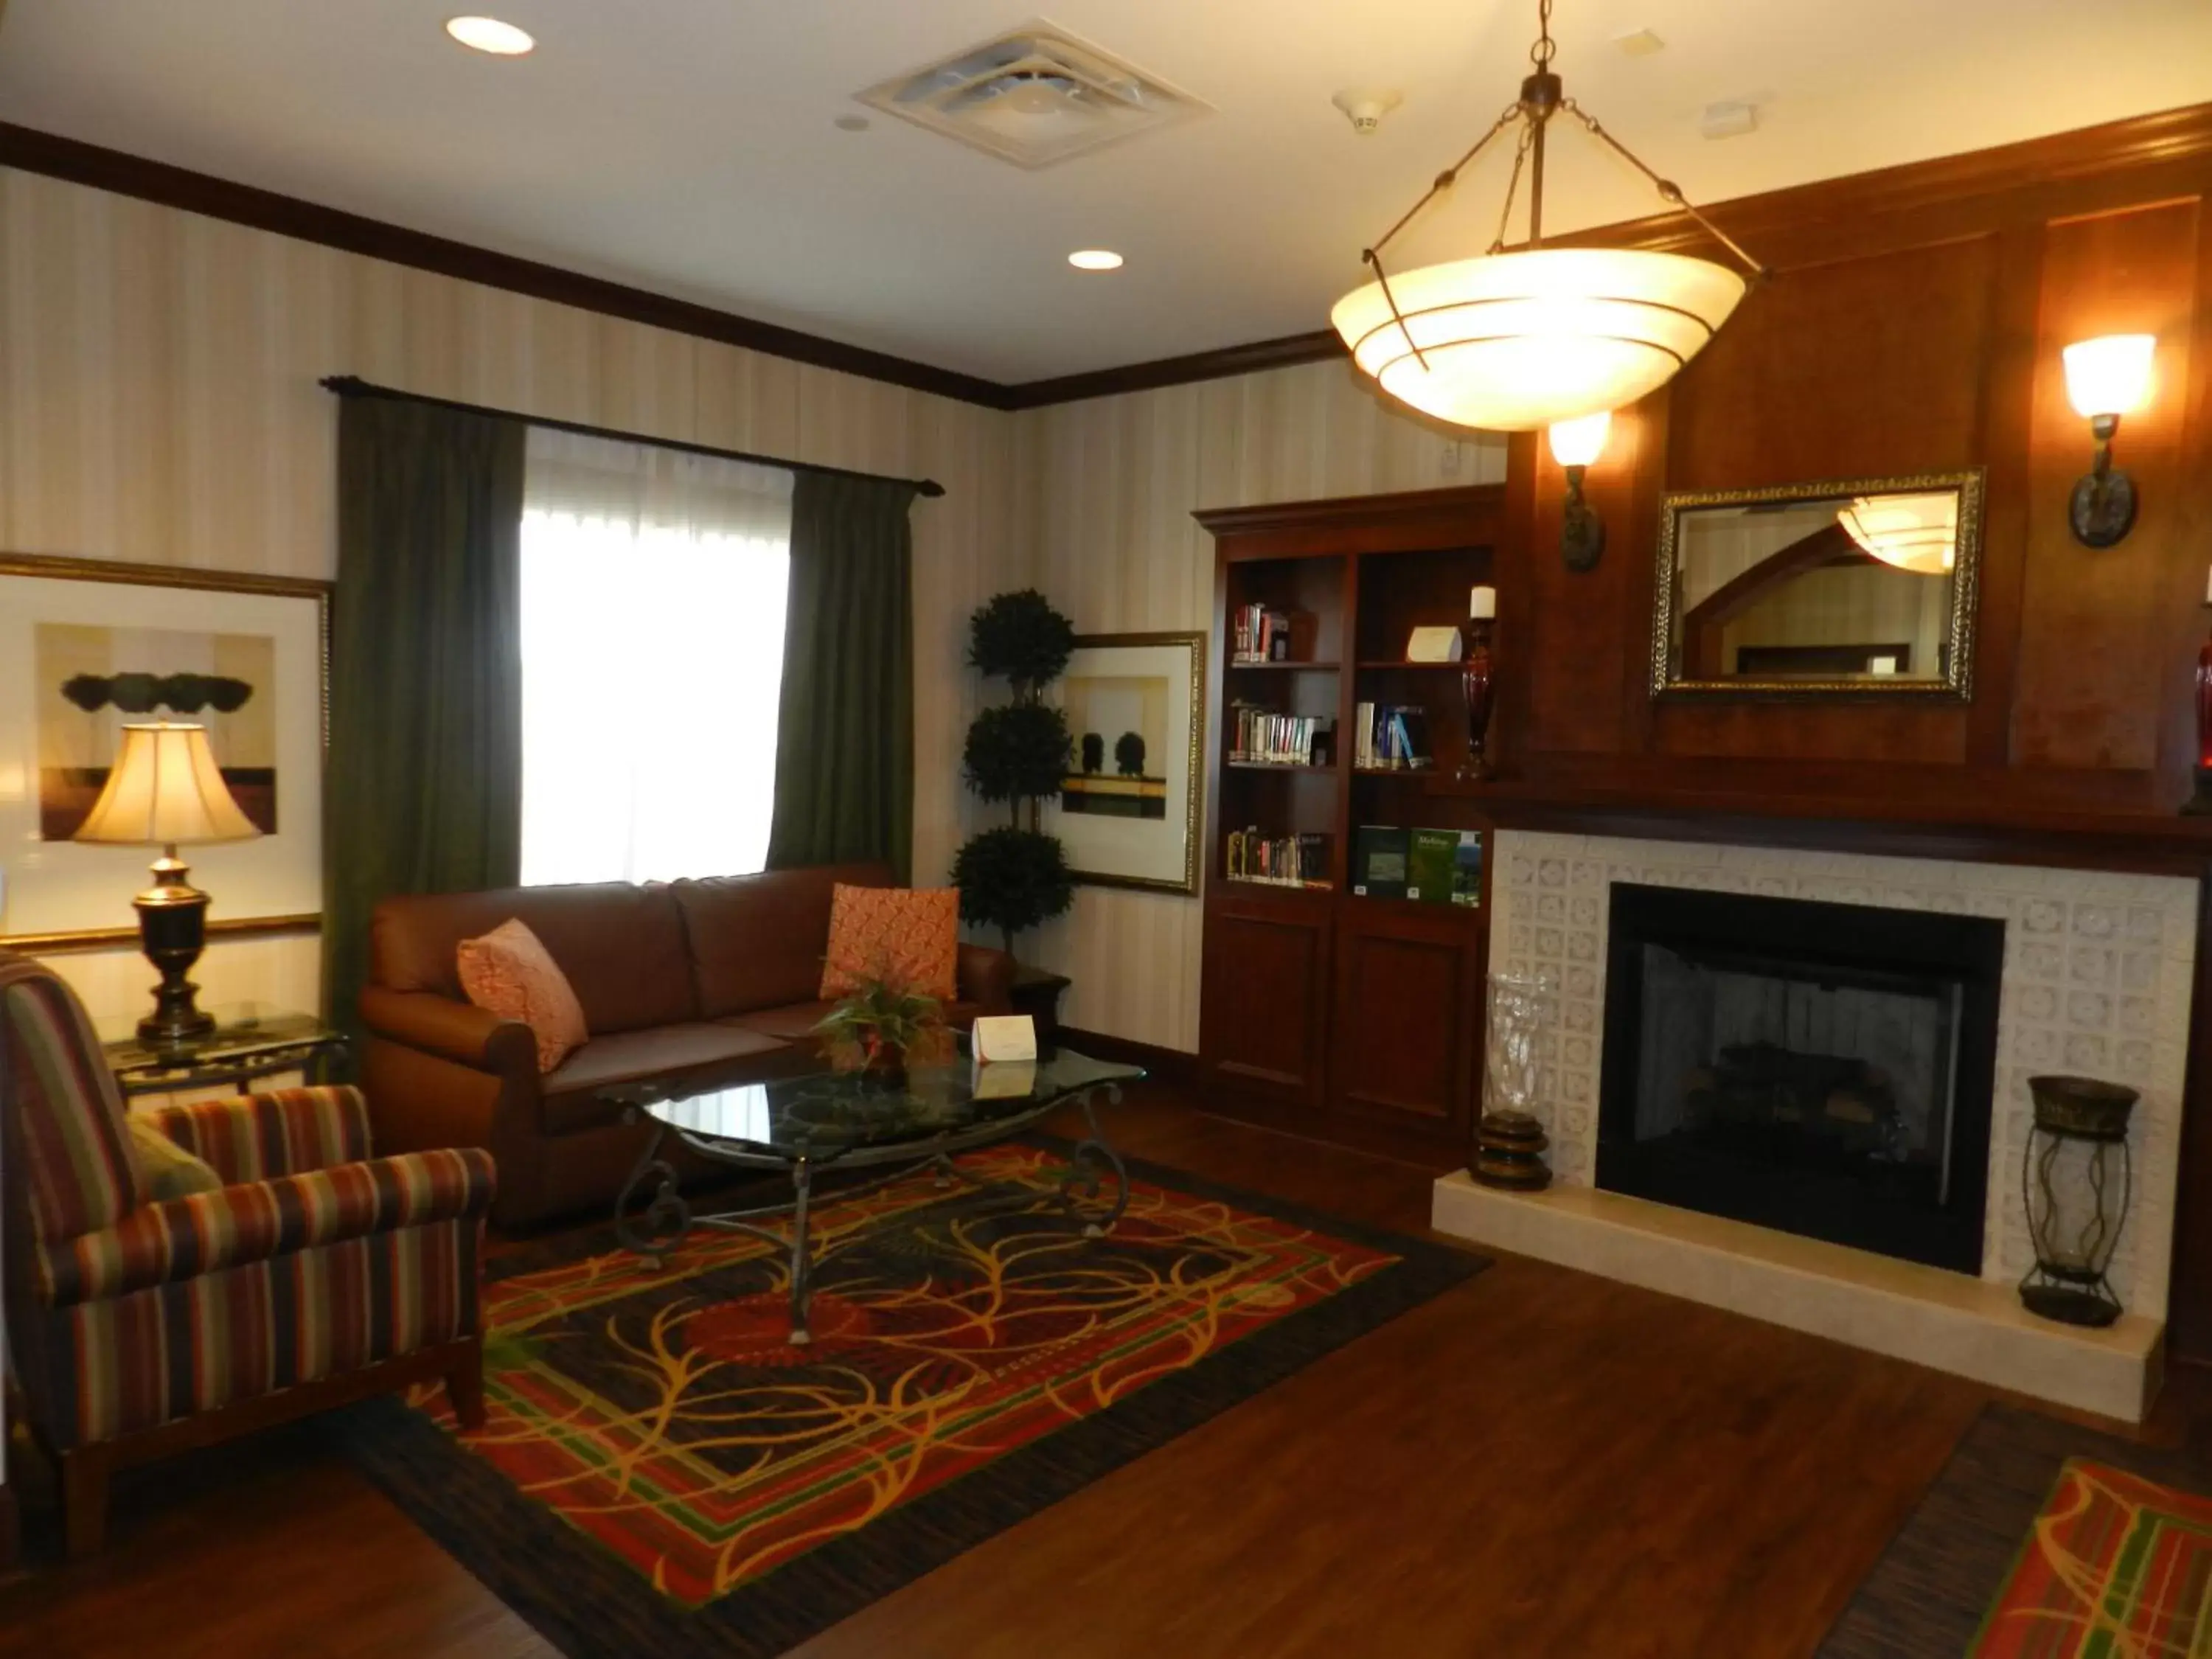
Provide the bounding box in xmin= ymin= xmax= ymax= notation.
xmin=97 ymin=1003 xmax=348 ymax=1099
xmin=1009 ymin=966 xmax=1072 ymax=1048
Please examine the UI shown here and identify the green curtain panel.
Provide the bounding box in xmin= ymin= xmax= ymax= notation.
xmin=323 ymin=397 xmax=527 ymax=1036
xmin=767 ymin=473 xmax=919 ymax=882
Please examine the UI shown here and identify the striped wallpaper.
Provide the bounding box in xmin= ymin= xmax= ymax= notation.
xmin=1013 ymin=365 xmax=1506 ymax=1051
xmin=1 ymin=164 xmax=1503 ymax=1054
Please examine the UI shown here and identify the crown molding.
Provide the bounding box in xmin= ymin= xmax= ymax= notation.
xmin=4 ymin=102 xmax=2211 ymax=414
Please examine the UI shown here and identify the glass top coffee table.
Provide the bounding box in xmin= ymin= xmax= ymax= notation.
xmin=602 ymin=1045 xmax=1144 ymax=1346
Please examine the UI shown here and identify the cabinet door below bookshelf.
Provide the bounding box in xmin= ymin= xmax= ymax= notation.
xmin=1200 ymin=892 xmax=1329 ymax=1111
xmin=1329 ymin=905 xmax=1479 ymax=1138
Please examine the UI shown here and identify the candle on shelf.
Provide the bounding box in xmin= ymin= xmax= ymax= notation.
xmin=1470 ymin=585 xmax=1497 ymax=620
xmin=2202 ymin=564 xmax=2211 ymax=607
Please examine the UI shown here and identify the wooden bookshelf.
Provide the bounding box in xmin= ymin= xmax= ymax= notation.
xmin=1195 ymin=486 xmax=1509 ymax=1161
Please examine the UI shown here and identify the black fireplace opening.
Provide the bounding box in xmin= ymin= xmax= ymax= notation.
xmin=1596 ymin=883 xmax=2004 ymax=1275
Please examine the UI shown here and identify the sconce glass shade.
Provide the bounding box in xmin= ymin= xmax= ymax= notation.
xmin=73 ymin=722 xmax=262 ymax=847
xmin=1837 ymin=491 xmax=1958 ymax=575
xmin=1332 ymin=248 xmax=1747 ymax=431
xmin=1548 ymin=410 xmax=1613 ymax=468
xmin=2062 ymin=334 xmax=2155 ymax=419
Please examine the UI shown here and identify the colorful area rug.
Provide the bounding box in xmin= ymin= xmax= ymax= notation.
xmin=336 ymin=1138 xmax=1484 ymax=1659
xmin=1820 ymin=1404 xmax=2212 ymax=1658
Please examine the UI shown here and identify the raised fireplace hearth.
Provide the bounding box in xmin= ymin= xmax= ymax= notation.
xmin=1596 ymin=883 xmax=2003 ymax=1274
xmin=1431 ymin=830 xmax=2199 ymax=1420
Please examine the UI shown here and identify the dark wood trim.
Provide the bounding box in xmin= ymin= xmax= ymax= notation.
xmin=319 ymin=376 xmax=945 ymax=498
xmin=13 ymin=105 xmax=2211 ymax=412
xmin=0 ymin=122 xmax=1009 ymax=411
xmin=1193 ymin=484 xmax=1508 ymax=540
xmin=1001 ymin=330 xmax=1343 ymax=409
xmin=1057 ymin=1026 xmax=1199 ymax=1088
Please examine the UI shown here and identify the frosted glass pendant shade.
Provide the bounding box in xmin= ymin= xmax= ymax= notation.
xmin=1332 ymin=247 xmax=1747 ymax=431
xmin=1837 ymin=491 xmax=1958 ymax=575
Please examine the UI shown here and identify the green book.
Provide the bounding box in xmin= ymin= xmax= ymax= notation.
xmin=1406 ymin=829 xmax=1458 ymax=904
xmin=1351 ymin=824 xmax=1410 ymax=899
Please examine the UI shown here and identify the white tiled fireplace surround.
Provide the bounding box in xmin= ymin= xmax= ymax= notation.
xmin=1430 ymin=830 xmax=2200 ymax=1422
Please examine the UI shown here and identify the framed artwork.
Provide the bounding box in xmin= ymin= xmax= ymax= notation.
xmin=0 ymin=554 xmax=330 ymax=949
xmin=1046 ymin=631 xmax=1203 ymax=895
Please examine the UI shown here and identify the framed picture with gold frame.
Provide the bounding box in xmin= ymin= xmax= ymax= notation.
xmin=1045 ymin=631 xmax=1204 ymax=896
xmin=0 ymin=553 xmax=330 ymax=950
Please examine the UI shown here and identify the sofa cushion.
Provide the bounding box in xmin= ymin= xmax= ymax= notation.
xmin=724 ymin=1000 xmax=984 ymax=1042
xmin=124 ymin=1115 xmax=223 ymax=1202
xmin=371 ymin=883 xmax=698 ymax=1035
xmin=539 ymin=1024 xmax=789 ymax=1135
xmin=456 ymin=918 xmax=589 ymax=1072
xmin=670 ymin=863 xmax=896 ymax=1018
xmin=820 ymin=885 xmax=959 ymax=1000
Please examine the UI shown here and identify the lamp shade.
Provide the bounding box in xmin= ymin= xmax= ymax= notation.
xmin=72 ymin=722 xmax=262 ymax=847
xmin=2062 ymin=334 xmax=2155 ymax=419
xmin=1332 ymin=247 xmax=1747 ymax=431
xmin=1548 ymin=410 xmax=1613 ymax=468
xmin=1837 ymin=491 xmax=1958 ymax=576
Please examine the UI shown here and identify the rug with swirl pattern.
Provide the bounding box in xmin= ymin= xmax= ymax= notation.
xmin=336 ymin=1137 xmax=1483 ymax=1659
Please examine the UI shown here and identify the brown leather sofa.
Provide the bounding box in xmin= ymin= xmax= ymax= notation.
xmin=358 ymin=862 xmax=1014 ymax=1229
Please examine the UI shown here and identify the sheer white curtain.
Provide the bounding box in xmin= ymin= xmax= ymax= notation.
xmin=520 ymin=427 xmax=793 ymax=886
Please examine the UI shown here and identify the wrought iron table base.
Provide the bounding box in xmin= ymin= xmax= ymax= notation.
xmin=612 ymin=1088 xmax=1130 ymax=1346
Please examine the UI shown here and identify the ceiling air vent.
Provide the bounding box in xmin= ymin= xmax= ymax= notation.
xmin=856 ymin=19 xmax=1208 ymax=170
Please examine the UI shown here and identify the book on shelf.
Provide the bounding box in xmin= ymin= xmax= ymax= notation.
xmin=1350 ymin=824 xmax=1410 ymax=899
xmin=1230 ymin=605 xmax=1316 ymax=664
xmin=1405 ymin=829 xmax=1458 ymax=904
xmin=1225 ymin=826 xmax=1332 ymax=888
xmin=1228 ymin=702 xmax=1335 ymax=767
xmin=1452 ymin=830 xmax=1484 ymax=907
xmin=1352 ymin=701 xmax=1433 ymax=770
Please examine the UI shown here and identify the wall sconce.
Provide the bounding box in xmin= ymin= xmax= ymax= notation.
xmin=1548 ymin=410 xmax=1611 ymax=572
xmin=2062 ymin=334 xmax=2154 ymax=548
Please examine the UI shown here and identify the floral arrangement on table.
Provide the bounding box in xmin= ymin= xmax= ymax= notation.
xmin=815 ymin=971 xmax=954 ymax=1081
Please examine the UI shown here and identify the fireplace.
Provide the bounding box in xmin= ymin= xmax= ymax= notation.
xmin=1596 ymin=883 xmax=2005 ymax=1274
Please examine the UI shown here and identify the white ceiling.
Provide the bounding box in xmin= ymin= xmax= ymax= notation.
xmin=4 ymin=1 xmax=2211 ymax=385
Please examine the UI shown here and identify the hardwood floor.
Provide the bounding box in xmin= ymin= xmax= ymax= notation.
xmin=0 ymin=1083 xmax=2175 ymax=1658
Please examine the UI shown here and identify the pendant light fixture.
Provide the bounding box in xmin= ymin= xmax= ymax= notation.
xmin=1332 ymin=0 xmax=1764 ymax=432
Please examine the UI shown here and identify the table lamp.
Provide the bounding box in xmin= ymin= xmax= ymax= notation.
xmin=72 ymin=721 xmax=262 ymax=1045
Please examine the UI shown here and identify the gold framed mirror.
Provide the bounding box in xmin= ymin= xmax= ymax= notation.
xmin=1651 ymin=470 xmax=1984 ymax=700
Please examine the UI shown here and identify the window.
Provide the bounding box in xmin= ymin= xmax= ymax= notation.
xmin=519 ymin=428 xmax=793 ymax=886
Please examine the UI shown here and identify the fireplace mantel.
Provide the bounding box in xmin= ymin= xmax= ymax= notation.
xmin=1426 ymin=775 xmax=2212 ymax=877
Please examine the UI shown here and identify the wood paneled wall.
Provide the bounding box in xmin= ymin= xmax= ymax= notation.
xmin=1516 ymin=116 xmax=2212 ymax=811
xmin=1012 ymin=364 xmax=1505 ymax=1051
xmin=0 ymin=167 xmax=1023 ymax=1019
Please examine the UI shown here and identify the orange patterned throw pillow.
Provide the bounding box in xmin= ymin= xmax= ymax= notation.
xmin=456 ymin=918 xmax=590 ymax=1074
xmin=819 ymin=885 xmax=959 ymax=1002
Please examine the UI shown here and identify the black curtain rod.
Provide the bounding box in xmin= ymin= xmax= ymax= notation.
xmin=318 ymin=375 xmax=945 ymax=498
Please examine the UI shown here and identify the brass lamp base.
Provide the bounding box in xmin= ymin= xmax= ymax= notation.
xmin=133 ymin=846 xmax=216 ymax=1048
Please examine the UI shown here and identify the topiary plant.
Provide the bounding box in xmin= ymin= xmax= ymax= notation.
xmin=1081 ymin=732 xmax=1104 ymax=774
xmin=953 ymin=826 xmax=1074 ymax=957
xmin=963 ymin=703 xmax=1072 ymax=815
xmin=1114 ymin=731 xmax=1147 ymax=777
xmin=967 ymin=589 xmax=1075 ymax=696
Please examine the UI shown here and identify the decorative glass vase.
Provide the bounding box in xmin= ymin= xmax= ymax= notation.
xmin=2019 ymin=1074 xmax=2138 ymax=1327
xmin=1473 ymin=970 xmax=1553 ymax=1190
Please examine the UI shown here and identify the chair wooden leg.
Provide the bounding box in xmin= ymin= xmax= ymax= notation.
xmin=444 ymin=1339 xmax=486 ymax=1432
xmin=59 ymin=1447 xmax=109 ymax=1560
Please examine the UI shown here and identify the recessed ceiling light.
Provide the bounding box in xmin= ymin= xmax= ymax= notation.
xmin=1068 ymin=249 xmax=1124 ymax=271
xmin=834 ymin=114 xmax=872 ymax=133
xmin=445 ymin=15 xmax=535 ymax=55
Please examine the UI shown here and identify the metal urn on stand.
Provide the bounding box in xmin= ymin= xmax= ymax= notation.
xmin=2019 ymin=1074 xmax=2138 ymax=1328
xmin=1472 ymin=970 xmax=1551 ymax=1190
xmin=1460 ymin=585 xmax=1498 ymax=783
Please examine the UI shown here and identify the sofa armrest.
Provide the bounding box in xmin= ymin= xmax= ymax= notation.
xmin=956 ymin=943 xmax=1017 ymax=1015
xmin=146 ymin=1085 xmax=372 ymax=1183
xmin=360 ymin=986 xmax=535 ymax=1077
xmin=36 ymin=1147 xmax=498 ymax=1308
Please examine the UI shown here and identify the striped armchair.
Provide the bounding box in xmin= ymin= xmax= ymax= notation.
xmin=0 ymin=953 xmax=495 ymax=1556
